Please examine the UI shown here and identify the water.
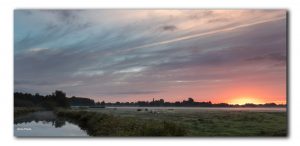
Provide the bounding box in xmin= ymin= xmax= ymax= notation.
xmin=14 ymin=111 xmax=88 ymax=137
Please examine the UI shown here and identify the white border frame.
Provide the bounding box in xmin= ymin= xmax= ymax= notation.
xmin=1 ymin=0 xmax=300 ymax=145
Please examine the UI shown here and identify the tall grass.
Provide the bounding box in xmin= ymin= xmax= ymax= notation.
xmin=14 ymin=107 xmax=40 ymax=117
xmin=55 ymin=110 xmax=186 ymax=136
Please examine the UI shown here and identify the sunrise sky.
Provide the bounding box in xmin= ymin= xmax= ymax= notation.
xmin=14 ymin=10 xmax=287 ymax=104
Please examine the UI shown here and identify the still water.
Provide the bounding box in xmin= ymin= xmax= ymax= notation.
xmin=14 ymin=111 xmax=88 ymax=137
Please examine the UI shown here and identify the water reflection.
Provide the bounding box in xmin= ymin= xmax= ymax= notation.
xmin=14 ymin=111 xmax=88 ymax=137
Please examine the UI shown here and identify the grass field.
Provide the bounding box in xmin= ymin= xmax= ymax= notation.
xmin=56 ymin=107 xmax=287 ymax=136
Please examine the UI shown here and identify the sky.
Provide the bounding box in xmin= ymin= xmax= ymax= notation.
xmin=14 ymin=10 xmax=287 ymax=104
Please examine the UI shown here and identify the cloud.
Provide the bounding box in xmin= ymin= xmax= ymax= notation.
xmin=246 ymin=53 xmax=286 ymax=62
xmin=161 ymin=25 xmax=177 ymax=31
xmin=28 ymin=48 xmax=49 ymax=53
xmin=97 ymin=90 xmax=162 ymax=95
xmin=15 ymin=80 xmax=57 ymax=86
xmin=14 ymin=10 xmax=287 ymax=101
xmin=114 ymin=66 xmax=147 ymax=74
xmin=73 ymin=70 xmax=105 ymax=77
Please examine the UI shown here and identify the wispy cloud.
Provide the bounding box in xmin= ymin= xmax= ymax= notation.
xmin=14 ymin=10 xmax=287 ymax=103
xmin=121 ymin=16 xmax=285 ymax=53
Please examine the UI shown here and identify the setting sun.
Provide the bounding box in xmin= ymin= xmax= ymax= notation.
xmin=229 ymin=97 xmax=264 ymax=105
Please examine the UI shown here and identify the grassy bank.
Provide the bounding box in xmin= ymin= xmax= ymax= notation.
xmin=73 ymin=108 xmax=287 ymax=136
xmin=14 ymin=107 xmax=42 ymax=117
xmin=55 ymin=110 xmax=186 ymax=136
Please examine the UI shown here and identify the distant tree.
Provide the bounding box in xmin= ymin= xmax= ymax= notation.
xmin=69 ymin=96 xmax=95 ymax=106
xmin=159 ymin=99 xmax=164 ymax=103
xmin=263 ymin=103 xmax=277 ymax=107
xmin=175 ymin=101 xmax=181 ymax=106
xmin=187 ymin=98 xmax=194 ymax=103
xmin=214 ymin=103 xmax=229 ymax=107
xmin=53 ymin=90 xmax=66 ymax=98
xmin=244 ymin=103 xmax=256 ymax=107
xmin=51 ymin=90 xmax=70 ymax=108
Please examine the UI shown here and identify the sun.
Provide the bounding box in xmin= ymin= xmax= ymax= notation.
xmin=229 ymin=97 xmax=263 ymax=105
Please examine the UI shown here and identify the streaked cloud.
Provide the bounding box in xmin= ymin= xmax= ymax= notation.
xmin=14 ymin=10 xmax=287 ymax=103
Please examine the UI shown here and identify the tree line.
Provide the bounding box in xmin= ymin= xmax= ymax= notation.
xmin=101 ymin=97 xmax=285 ymax=107
xmin=14 ymin=90 xmax=285 ymax=108
xmin=14 ymin=90 xmax=95 ymax=109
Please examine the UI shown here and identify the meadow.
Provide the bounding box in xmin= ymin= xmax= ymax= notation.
xmin=55 ymin=107 xmax=287 ymax=136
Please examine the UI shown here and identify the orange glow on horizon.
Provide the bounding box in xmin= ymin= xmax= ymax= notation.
xmin=228 ymin=97 xmax=264 ymax=105
xmin=210 ymin=96 xmax=286 ymax=105
xmin=90 ymin=79 xmax=286 ymax=105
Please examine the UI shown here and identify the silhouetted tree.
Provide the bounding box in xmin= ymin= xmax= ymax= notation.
xmin=187 ymin=98 xmax=194 ymax=103
xmin=52 ymin=90 xmax=70 ymax=108
xmin=69 ymin=96 xmax=95 ymax=106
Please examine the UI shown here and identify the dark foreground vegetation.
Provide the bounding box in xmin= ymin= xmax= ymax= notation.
xmin=55 ymin=109 xmax=186 ymax=136
xmin=14 ymin=107 xmax=41 ymax=117
xmin=54 ymin=109 xmax=286 ymax=136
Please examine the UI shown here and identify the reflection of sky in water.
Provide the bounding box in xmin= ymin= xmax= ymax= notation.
xmin=14 ymin=121 xmax=88 ymax=137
